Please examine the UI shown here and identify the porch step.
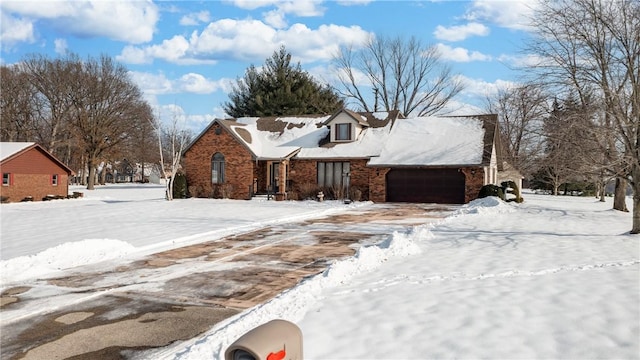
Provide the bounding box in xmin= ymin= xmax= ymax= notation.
xmin=251 ymin=194 xmax=275 ymax=201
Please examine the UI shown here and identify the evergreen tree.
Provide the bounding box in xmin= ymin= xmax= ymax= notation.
xmin=223 ymin=46 xmax=343 ymax=117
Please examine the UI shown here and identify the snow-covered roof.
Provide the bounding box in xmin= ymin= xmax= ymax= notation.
xmin=226 ymin=116 xmax=330 ymax=159
xmin=189 ymin=110 xmax=496 ymax=166
xmin=0 ymin=142 xmax=35 ymax=161
xmin=368 ymin=116 xmax=487 ymax=166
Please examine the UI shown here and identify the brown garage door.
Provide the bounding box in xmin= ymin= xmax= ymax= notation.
xmin=386 ymin=168 xmax=465 ymax=203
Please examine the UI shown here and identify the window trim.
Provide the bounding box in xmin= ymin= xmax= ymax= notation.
xmin=317 ymin=161 xmax=350 ymax=188
xmin=51 ymin=174 xmax=59 ymax=186
xmin=211 ymin=152 xmax=225 ymax=184
xmin=2 ymin=173 xmax=10 ymax=186
xmin=335 ymin=123 xmax=352 ymax=141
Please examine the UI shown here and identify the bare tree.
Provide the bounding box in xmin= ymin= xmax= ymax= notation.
xmin=151 ymin=109 xmax=191 ymax=200
xmin=333 ymin=35 xmax=465 ymax=116
xmin=0 ymin=65 xmax=39 ymax=142
xmin=18 ymin=54 xmax=79 ymax=154
xmin=527 ymin=0 xmax=640 ymax=232
xmin=485 ymin=83 xmax=548 ymax=177
xmin=66 ymin=55 xmax=147 ymax=190
xmin=127 ymin=102 xmax=158 ymax=183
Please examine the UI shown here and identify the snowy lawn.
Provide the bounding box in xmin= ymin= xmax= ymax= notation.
xmin=1 ymin=185 xmax=638 ymax=359
xmin=151 ymin=193 xmax=639 ymax=360
xmin=0 ymin=184 xmax=365 ymax=285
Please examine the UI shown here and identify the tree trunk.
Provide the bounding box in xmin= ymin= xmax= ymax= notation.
xmin=86 ymin=160 xmax=96 ymax=190
xmin=613 ymin=177 xmax=629 ymax=212
xmin=632 ymin=166 xmax=640 ymax=234
xmin=99 ymin=164 xmax=107 ymax=185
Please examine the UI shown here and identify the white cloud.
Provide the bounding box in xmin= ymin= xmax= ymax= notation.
xmin=433 ymin=22 xmax=489 ymax=42
xmin=0 ymin=13 xmax=35 ymax=48
xmin=227 ymin=0 xmax=325 ymax=28
xmin=118 ymin=35 xmax=216 ymax=65
xmin=436 ymin=43 xmax=492 ymax=62
xmin=128 ymin=71 xmax=174 ymax=95
xmin=190 ymin=19 xmax=278 ymax=61
xmin=263 ymin=9 xmax=288 ymax=28
xmin=54 ymin=38 xmax=67 ymax=55
xmin=118 ymin=19 xmax=371 ymax=65
xmin=336 ymin=0 xmax=373 ymax=6
xmin=0 ymin=1 xmax=159 ymax=44
xmin=278 ymin=23 xmax=370 ymax=62
xmin=180 ymin=10 xmax=211 ymax=26
xmin=497 ymin=53 xmax=546 ymax=68
xmin=465 ymin=0 xmax=537 ymax=31
xmin=226 ymin=0 xmax=279 ymax=10
xmin=458 ymin=74 xmax=518 ymax=99
xmin=176 ymin=73 xmax=231 ymax=94
xmin=129 ymin=71 xmax=233 ymax=96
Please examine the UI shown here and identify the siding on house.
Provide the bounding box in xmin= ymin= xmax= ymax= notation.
xmin=0 ymin=144 xmax=72 ymax=202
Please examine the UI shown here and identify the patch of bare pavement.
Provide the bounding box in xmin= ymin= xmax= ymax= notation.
xmin=0 ymin=203 xmax=455 ymax=359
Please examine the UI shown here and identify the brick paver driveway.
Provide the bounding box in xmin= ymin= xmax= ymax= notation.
xmin=0 ymin=203 xmax=456 ymax=359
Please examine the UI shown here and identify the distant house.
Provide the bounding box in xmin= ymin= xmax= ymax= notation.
xmin=0 ymin=142 xmax=74 ymax=202
xmin=183 ymin=109 xmax=512 ymax=204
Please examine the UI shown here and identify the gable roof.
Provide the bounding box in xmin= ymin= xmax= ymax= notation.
xmin=185 ymin=109 xmax=402 ymax=160
xmin=367 ymin=114 xmax=499 ymax=167
xmin=322 ymin=109 xmax=404 ymax=128
xmin=0 ymin=142 xmax=35 ymax=161
xmin=0 ymin=142 xmax=74 ymax=174
xmin=184 ymin=109 xmax=497 ymax=166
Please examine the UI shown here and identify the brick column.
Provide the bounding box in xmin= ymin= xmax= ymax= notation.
xmin=276 ymin=159 xmax=288 ymax=201
xmin=369 ymin=167 xmax=390 ymax=202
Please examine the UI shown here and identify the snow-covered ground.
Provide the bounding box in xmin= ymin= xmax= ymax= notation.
xmin=1 ymin=184 xmax=638 ymax=359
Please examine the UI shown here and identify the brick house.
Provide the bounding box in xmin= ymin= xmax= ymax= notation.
xmin=183 ymin=109 xmax=507 ymax=204
xmin=1 ymin=142 xmax=74 ymax=202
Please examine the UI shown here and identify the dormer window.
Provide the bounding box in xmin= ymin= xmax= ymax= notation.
xmin=335 ymin=123 xmax=352 ymax=141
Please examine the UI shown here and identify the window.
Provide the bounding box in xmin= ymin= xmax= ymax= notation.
xmin=2 ymin=173 xmax=10 ymax=186
xmin=51 ymin=174 xmax=59 ymax=186
xmin=335 ymin=123 xmax=351 ymax=141
xmin=317 ymin=162 xmax=350 ymax=187
xmin=211 ymin=152 xmax=225 ymax=184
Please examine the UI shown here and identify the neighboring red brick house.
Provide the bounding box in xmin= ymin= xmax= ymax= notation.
xmin=0 ymin=142 xmax=73 ymax=202
xmin=183 ymin=109 xmax=506 ymax=204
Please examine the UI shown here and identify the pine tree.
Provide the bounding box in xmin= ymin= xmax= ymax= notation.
xmin=223 ymin=46 xmax=343 ymax=117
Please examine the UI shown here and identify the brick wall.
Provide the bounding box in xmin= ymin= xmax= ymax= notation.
xmin=461 ymin=167 xmax=485 ymax=203
xmin=0 ymin=173 xmax=69 ymax=202
xmin=183 ymin=122 xmax=255 ymax=200
xmin=1 ymin=147 xmax=71 ymax=202
xmin=369 ymin=167 xmax=390 ymax=202
xmin=289 ymin=158 xmax=371 ymax=200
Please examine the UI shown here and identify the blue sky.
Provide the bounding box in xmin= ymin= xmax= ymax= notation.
xmin=1 ymin=0 xmax=537 ymax=133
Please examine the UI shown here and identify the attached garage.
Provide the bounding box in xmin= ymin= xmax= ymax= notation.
xmin=386 ymin=168 xmax=465 ymax=204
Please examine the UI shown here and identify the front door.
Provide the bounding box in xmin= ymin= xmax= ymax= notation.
xmin=270 ymin=162 xmax=280 ymax=193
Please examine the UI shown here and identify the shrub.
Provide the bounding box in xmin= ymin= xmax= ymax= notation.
xmin=330 ymin=184 xmax=346 ymax=200
xmin=172 ymin=172 xmax=188 ymax=199
xmin=298 ymin=182 xmax=320 ymax=200
xmin=287 ymin=191 xmax=299 ymax=200
xmin=221 ymin=183 xmax=234 ymax=199
xmin=188 ymin=185 xmax=200 ymax=198
xmin=349 ymin=186 xmax=363 ymax=202
xmin=501 ymin=180 xmax=524 ymax=203
xmin=478 ymin=184 xmax=505 ymax=201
